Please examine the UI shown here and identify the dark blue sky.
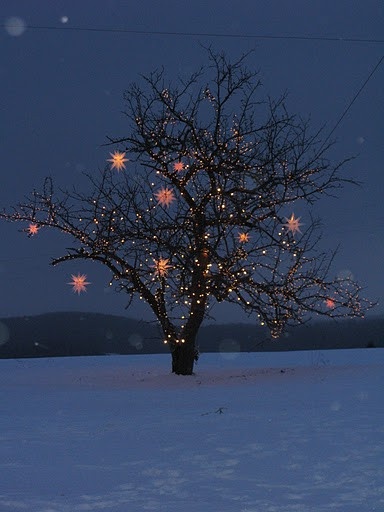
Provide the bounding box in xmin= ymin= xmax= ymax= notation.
xmin=1 ymin=0 xmax=383 ymax=321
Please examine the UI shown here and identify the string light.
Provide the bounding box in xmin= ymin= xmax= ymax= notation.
xmin=0 ymin=50 xmax=374 ymax=374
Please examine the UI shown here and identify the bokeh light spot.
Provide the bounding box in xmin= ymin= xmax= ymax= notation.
xmin=4 ymin=17 xmax=26 ymax=36
xmin=330 ymin=401 xmax=341 ymax=411
xmin=128 ymin=333 xmax=143 ymax=351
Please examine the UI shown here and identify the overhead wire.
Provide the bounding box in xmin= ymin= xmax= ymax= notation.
xmin=323 ymin=54 xmax=384 ymax=146
xmin=2 ymin=20 xmax=381 ymax=163
xmin=1 ymin=22 xmax=384 ymax=44
xmin=2 ymin=21 xmax=382 ymax=141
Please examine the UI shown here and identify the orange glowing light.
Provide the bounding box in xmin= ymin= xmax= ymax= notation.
xmin=151 ymin=258 xmax=171 ymax=277
xmin=28 ymin=223 xmax=39 ymax=235
xmin=238 ymin=232 xmax=250 ymax=243
xmin=283 ymin=213 xmax=303 ymax=236
xmin=68 ymin=273 xmax=90 ymax=294
xmin=154 ymin=187 xmax=176 ymax=208
xmin=201 ymin=248 xmax=209 ymax=259
xmin=107 ymin=151 xmax=128 ymax=171
xmin=325 ymin=298 xmax=335 ymax=309
xmin=173 ymin=161 xmax=184 ymax=172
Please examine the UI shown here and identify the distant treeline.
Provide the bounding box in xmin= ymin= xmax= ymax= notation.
xmin=0 ymin=312 xmax=383 ymax=359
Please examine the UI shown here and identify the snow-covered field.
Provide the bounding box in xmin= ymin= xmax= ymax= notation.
xmin=0 ymin=348 xmax=383 ymax=512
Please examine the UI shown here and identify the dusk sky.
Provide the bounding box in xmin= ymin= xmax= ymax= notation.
xmin=1 ymin=0 xmax=383 ymax=322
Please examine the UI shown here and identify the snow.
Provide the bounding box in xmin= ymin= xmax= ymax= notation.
xmin=0 ymin=349 xmax=383 ymax=511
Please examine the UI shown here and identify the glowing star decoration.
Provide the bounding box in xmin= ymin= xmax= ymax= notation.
xmin=326 ymin=298 xmax=335 ymax=309
xmin=154 ymin=187 xmax=176 ymax=208
xmin=238 ymin=232 xmax=250 ymax=243
xmin=173 ymin=161 xmax=184 ymax=172
xmin=107 ymin=151 xmax=128 ymax=171
xmin=28 ymin=223 xmax=39 ymax=236
xmin=151 ymin=258 xmax=171 ymax=277
xmin=283 ymin=213 xmax=303 ymax=236
xmin=68 ymin=273 xmax=90 ymax=295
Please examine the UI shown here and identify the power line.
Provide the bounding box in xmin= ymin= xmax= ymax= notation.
xmin=324 ymin=54 xmax=384 ymax=145
xmin=2 ymin=23 xmax=384 ymax=44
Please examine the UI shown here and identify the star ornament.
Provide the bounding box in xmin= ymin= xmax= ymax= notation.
xmin=283 ymin=213 xmax=303 ymax=236
xmin=151 ymin=258 xmax=171 ymax=277
xmin=27 ymin=223 xmax=39 ymax=236
xmin=238 ymin=232 xmax=250 ymax=243
xmin=107 ymin=151 xmax=128 ymax=172
xmin=173 ymin=161 xmax=184 ymax=172
xmin=154 ymin=187 xmax=176 ymax=208
xmin=68 ymin=273 xmax=91 ymax=295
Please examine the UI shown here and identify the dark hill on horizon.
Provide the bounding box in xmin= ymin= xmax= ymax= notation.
xmin=0 ymin=312 xmax=383 ymax=359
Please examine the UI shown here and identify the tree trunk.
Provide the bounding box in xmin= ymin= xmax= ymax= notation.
xmin=171 ymin=341 xmax=198 ymax=375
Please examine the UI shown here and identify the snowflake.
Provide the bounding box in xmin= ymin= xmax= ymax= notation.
xmin=154 ymin=187 xmax=176 ymax=208
xmin=151 ymin=258 xmax=171 ymax=277
xmin=107 ymin=151 xmax=128 ymax=171
xmin=283 ymin=213 xmax=303 ymax=236
xmin=68 ymin=273 xmax=90 ymax=294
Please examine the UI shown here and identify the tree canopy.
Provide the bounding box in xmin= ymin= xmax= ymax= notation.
xmin=1 ymin=50 xmax=373 ymax=374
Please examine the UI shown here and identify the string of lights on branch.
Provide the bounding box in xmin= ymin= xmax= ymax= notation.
xmin=0 ymin=47 xmax=375 ymax=362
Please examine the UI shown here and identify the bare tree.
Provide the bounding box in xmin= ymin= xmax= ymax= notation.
xmin=1 ymin=50 xmax=372 ymax=374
